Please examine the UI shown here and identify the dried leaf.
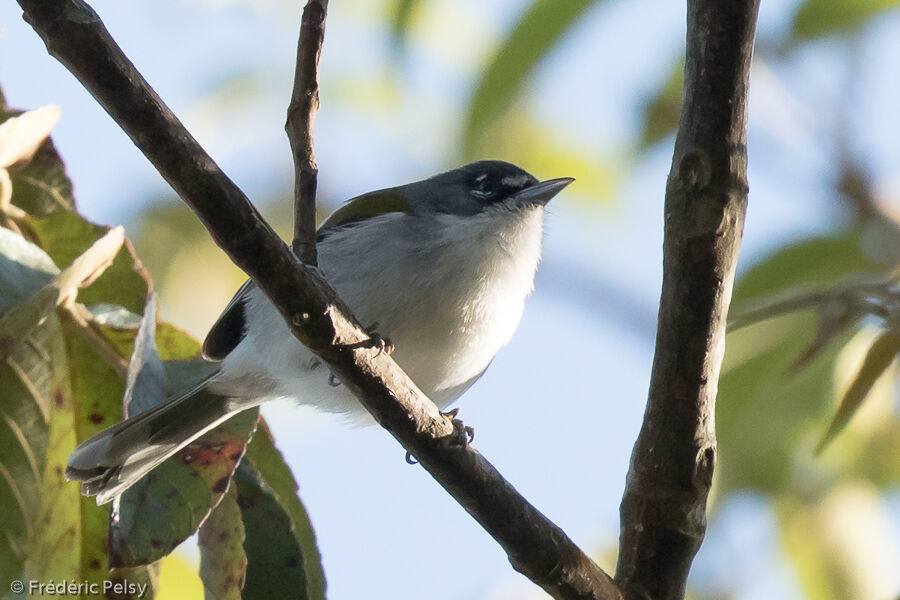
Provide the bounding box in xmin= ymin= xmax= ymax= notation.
xmin=0 ymin=227 xmax=124 ymax=361
xmin=0 ymin=105 xmax=61 ymax=168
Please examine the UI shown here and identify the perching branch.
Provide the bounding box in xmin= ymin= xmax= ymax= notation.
xmin=17 ymin=2 xmax=621 ymax=598
xmin=614 ymin=1 xmax=759 ymax=599
xmin=286 ymin=0 xmax=327 ymax=265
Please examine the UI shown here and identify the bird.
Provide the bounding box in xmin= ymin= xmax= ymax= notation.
xmin=66 ymin=160 xmax=573 ymax=504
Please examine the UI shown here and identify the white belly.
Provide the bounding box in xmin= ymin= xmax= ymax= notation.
xmin=215 ymin=208 xmax=544 ymax=416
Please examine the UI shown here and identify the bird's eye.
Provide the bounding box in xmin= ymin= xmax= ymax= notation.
xmin=470 ymin=174 xmax=494 ymax=199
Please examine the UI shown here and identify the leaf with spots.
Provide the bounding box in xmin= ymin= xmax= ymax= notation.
xmin=61 ymin=302 xmax=160 ymax=595
xmin=108 ymin=400 xmax=258 ymax=568
xmin=107 ymin=300 xmax=259 ymax=568
xmin=199 ymin=484 xmax=247 ymax=600
xmin=234 ymin=461 xmax=317 ymax=600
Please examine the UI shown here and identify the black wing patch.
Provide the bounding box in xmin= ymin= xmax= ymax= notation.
xmin=202 ymin=280 xmax=253 ymax=360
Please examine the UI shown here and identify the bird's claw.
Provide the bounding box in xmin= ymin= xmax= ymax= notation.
xmin=345 ymin=322 xmax=394 ymax=356
xmin=364 ymin=321 xmax=394 ymax=357
xmin=404 ymin=409 xmax=474 ymax=466
xmin=442 ymin=408 xmax=475 ymax=446
xmin=328 ymin=371 xmax=341 ymax=387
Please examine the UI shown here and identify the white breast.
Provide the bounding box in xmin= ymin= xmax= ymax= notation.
xmin=215 ymin=207 xmax=545 ymax=415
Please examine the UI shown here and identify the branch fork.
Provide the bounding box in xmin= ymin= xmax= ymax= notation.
xmin=15 ymin=0 xmax=761 ymax=598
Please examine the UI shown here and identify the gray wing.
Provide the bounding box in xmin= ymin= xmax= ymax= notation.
xmin=202 ymin=280 xmax=254 ymax=360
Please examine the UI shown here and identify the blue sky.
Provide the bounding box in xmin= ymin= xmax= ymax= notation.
xmin=2 ymin=1 xmax=898 ymax=598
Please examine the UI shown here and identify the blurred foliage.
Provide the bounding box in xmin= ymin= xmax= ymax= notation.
xmin=3 ymin=0 xmax=900 ymax=598
xmin=790 ymin=0 xmax=900 ymax=41
xmin=125 ymin=0 xmax=900 ymax=598
xmin=638 ymin=56 xmax=683 ymax=151
xmin=0 ymin=97 xmax=324 ymax=599
xmin=451 ymin=0 xmax=900 ymax=597
xmin=461 ymin=0 xmax=600 ymax=158
xmin=389 ymin=0 xmax=419 ymax=50
xmin=466 ymin=109 xmax=620 ymax=207
xmin=130 ymin=200 xmax=298 ymax=338
xmin=157 ymin=553 xmax=204 ymax=600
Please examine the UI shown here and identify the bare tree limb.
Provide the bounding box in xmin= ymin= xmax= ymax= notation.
xmin=614 ymin=1 xmax=760 ymax=599
xmin=286 ymin=0 xmax=327 ymax=265
xmin=16 ymin=2 xmax=621 ymax=598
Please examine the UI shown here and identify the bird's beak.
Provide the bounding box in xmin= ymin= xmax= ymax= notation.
xmin=512 ymin=177 xmax=575 ymax=207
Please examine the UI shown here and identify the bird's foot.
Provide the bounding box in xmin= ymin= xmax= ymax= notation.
xmin=404 ymin=409 xmax=475 ymax=465
xmin=363 ymin=321 xmax=394 ymax=357
xmin=328 ymin=370 xmax=341 ymax=387
xmin=442 ymin=408 xmax=475 ymax=446
xmin=344 ymin=321 xmax=394 ymax=356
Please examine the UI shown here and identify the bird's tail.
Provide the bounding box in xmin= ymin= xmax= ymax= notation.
xmin=66 ymin=382 xmax=250 ymax=505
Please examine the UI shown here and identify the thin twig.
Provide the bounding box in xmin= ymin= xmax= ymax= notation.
xmin=614 ymin=2 xmax=760 ymax=599
xmin=286 ymin=0 xmax=327 ymax=266
xmin=17 ymin=2 xmax=621 ymax=597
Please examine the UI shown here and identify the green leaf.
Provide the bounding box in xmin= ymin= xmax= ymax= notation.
xmin=234 ymin=461 xmax=314 ymax=600
xmin=244 ymin=420 xmax=325 ymax=600
xmin=23 ymin=348 xmax=78 ymax=588
xmin=815 ymin=329 xmax=900 ymax=454
xmin=718 ymin=313 xmax=843 ymax=494
xmin=638 ymin=56 xmax=683 ymax=150
xmin=27 ymin=211 xmax=150 ymax=314
xmin=60 ymin=309 xmax=143 ymax=588
xmin=0 ymin=224 xmax=57 ymax=310
xmin=109 ymin=371 xmax=259 ymax=568
xmin=0 ymin=229 xmax=63 ymax=589
xmin=732 ymin=233 xmax=874 ymax=310
xmin=199 ymin=484 xmax=247 ymax=600
xmin=462 ymin=0 xmax=599 ymax=157
xmin=778 ymin=485 xmax=900 ymax=600
xmin=717 ymin=232 xmax=879 ymax=495
xmin=791 ymin=0 xmax=900 ymax=41
xmin=104 ymin=294 xmax=257 ymax=568
xmin=122 ymin=294 xmax=167 ymax=417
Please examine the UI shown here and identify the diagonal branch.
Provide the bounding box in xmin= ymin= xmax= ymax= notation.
xmin=16 ymin=2 xmax=621 ymax=598
xmin=286 ymin=0 xmax=327 ymax=265
xmin=614 ymin=1 xmax=760 ymax=599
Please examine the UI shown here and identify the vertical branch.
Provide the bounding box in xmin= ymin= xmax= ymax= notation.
xmin=615 ymin=1 xmax=759 ymax=599
xmin=18 ymin=3 xmax=623 ymax=597
xmin=286 ymin=0 xmax=328 ymax=265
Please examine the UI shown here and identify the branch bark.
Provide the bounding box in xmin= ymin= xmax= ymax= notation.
xmin=17 ymin=2 xmax=621 ymax=598
xmin=615 ymin=2 xmax=759 ymax=599
xmin=286 ymin=0 xmax=327 ymax=265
